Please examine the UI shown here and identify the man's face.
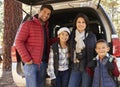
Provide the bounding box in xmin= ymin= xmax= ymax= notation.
xmin=38 ymin=8 xmax=51 ymax=22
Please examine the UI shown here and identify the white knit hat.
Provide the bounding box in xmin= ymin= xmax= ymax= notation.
xmin=57 ymin=27 xmax=70 ymax=35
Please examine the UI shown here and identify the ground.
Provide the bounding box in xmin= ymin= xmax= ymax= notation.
xmin=0 ymin=64 xmax=17 ymax=87
xmin=0 ymin=62 xmax=119 ymax=87
xmin=0 ymin=63 xmax=51 ymax=87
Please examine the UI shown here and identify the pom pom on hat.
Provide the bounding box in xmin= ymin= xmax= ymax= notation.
xmin=57 ymin=27 xmax=70 ymax=35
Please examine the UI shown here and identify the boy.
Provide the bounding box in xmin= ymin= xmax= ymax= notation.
xmin=87 ymin=39 xmax=119 ymax=87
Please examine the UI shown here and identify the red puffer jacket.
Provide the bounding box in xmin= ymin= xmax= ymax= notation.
xmin=15 ymin=17 xmax=57 ymax=64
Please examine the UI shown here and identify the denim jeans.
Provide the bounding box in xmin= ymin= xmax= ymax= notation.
xmin=56 ymin=70 xmax=70 ymax=87
xmin=37 ymin=62 xmax=47 ymax=87
xmin=24 ymin=62 xmax=47 ymax=87
xmin=68 ymin=70 xmax=92 ymax=87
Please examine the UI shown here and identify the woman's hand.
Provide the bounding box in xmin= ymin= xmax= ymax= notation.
xmin=74 ymin=58 xmax=80 ymax=63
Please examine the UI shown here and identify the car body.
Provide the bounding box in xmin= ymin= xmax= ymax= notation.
xmin=11 ymin=0 xmax=120 ymax=86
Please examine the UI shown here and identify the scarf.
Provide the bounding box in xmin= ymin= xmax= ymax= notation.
xmin=75 ymin=29 xmax=86 ymax=53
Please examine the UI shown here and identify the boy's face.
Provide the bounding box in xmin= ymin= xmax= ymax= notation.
xmin=95 ymin=42 xmax=110 ymax=59
xmin=58 ymin=31 xmax=69 ymax=43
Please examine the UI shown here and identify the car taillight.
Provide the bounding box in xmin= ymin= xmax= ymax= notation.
xmin=11 ymin=46 xmax=17 ymax=62
xmin=112 ymin=35 xmax=120 ymax=57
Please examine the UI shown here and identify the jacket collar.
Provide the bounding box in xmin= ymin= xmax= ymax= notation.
xmin=96 ymin=53 xmax=109 ymax=61
xmin=32 ymin=15 xmax=49 ymax=27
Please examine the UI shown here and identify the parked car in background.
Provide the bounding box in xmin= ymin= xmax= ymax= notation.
xmin=11 ymin=0 xmax=120 ymax=86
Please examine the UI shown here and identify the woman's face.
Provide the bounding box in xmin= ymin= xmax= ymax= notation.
xmin=76 ymin=17 xmax=86 ymax=32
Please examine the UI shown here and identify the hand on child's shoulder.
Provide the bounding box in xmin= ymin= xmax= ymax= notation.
xmin=111 ymin=55 xmax=118 ymax=63
xmin=110 ymin=55 xmax=117 ymax=63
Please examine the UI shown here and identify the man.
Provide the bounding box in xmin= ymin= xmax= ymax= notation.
xmin=15 ymin=4 xmax=54 ymax=87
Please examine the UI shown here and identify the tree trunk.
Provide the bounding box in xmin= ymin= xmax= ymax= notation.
xmin=3 ymin=0 xmax=22 ymax=71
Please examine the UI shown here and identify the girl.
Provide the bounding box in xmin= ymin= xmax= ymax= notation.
xmin=47 ymin=27 xmax=71 ymax=87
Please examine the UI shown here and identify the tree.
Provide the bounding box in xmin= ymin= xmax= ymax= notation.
xmin=0 ymin=1 xmax=4 ymax=43
xmin=3 ymin=0 xmax=22 ymax=70
xmin=101 ymin=0 xmax=120 ymax=37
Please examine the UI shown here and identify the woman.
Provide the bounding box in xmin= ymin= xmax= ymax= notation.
xmin=68 ymin=13 xmax=97 ymax=87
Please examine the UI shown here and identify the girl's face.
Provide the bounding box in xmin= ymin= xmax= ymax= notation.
xmin=76 ymin=17 xmax=86 ymax=32
xmin=58 ymin=31 xmax=69 ymax=43
xmin=95 ymin=42 xmax=110 ymax=59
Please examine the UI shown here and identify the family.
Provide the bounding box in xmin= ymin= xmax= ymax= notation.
xmin=15 ymin=4 xmax=119 ymax=87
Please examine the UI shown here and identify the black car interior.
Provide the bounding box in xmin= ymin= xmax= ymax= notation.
xmin=49 ymin=7 xmax=106 ymax=40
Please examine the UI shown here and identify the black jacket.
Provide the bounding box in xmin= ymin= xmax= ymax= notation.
xmin=51 ymin=42 xmax=71 ymax=75
xmin=69 ymin=31 xmax=97 ymax=71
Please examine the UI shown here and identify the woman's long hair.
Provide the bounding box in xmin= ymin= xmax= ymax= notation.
xmin=69 ymin=13 xmax=90 ymax=39
xmin=73 ymin=13 xmax=89 ymax=32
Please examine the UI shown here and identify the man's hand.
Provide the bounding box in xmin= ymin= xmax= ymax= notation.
xmin=26 ymin=60 xmax=33 ymax=64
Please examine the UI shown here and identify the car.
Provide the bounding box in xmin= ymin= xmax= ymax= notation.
xmin=11 ymin=0 xmax=120 ymax=86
